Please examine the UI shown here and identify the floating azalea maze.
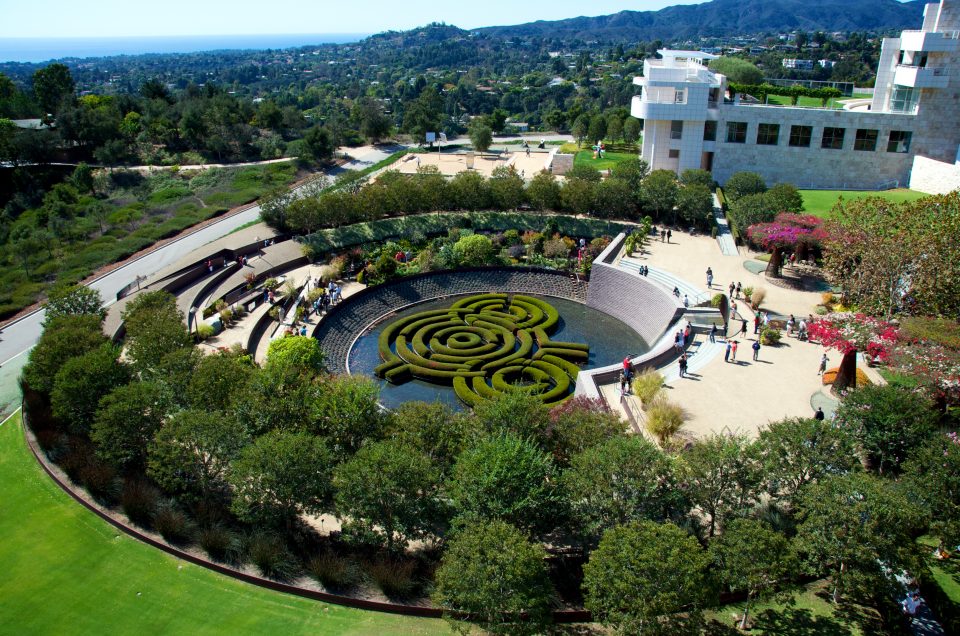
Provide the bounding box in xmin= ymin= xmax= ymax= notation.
xmin=374 ymin=293 xmax=589 ymax=407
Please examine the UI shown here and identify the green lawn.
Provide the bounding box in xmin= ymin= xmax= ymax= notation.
xmin=0 ymin=412 xmax=447 ymax=635
xmin=573 ymin=151 xmax=638 ymax=172
xmin=800 ymin=188 xmax=930 ymax=217
xmin=765 ymin=93 xmax=872 ymax=109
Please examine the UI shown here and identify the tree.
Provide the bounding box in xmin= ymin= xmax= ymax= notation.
xmin=526 ymin=170 xmax=561 ymax=212
xmin=352 ymin=96 xmax=391 ymax=143
xmin=571 ymin=114 xmax=590 ymax=147
xmin=448 ymin=434 xmax=563 ymax=534
xmin=808 ymin=312 xmax=899 ymax=393
xmin=622 ymin=117 xmax=642 ymax=144
xmin=764 ymin=183 xmax=804 ymax=213
xmin=756 ymin=417 xmax=859 ymax=507
xmin=309 ymin=374 xmax=387 ymax=458
xmin=301 ymin=125 xmax=335 ymax=163
xmin=583 ymin=521 xmax=712 ymax=635
xmin=402 ymin=86 xmax=443 ymax=143
xmin=609 ymin=157 xmax=649 ymax=199
xmin=387 ymin=401 xmax=477 ymax=476
xmin=546 ymin=396 xmax=626 ymax=466
xmin=70 ymin=162 xmax=95 ymax=193
xmin=91 ymin=381 xmax=169 ymax=472
xmin=747 ymin=213 xmax=826 ymax=277
xmin=822 ymin=192 xmax=960 ymax=318
xmin=51 ymin=343 xmax=130 ymax=435
xmin=474 ymin=387 xmax=550 ymax=442
xmin=148 ymin=409 xmax=249 ymax=500
xmin=452 ymin=233 xmax=495 ymax=266
xmin=727 ymin=193 xmax=778 ymax=235
xmin=588 ymin=115 xmax=607 ymax=145
xmin=333 ymin=440 xmax=441 ymax=551
xmin=796 ymin=472 xmax=925 ymax=603
xmin=231 ymin=364 xmax=314 ymax=436
xmin=640 ymin=170 xmax=679 ymax=221
xmin=724 ymin=171 xmax=767 ymax=202
xmin=32 ymin=63 xmax=75 ymax=115
xmin=265 ymin=335 xmax=325 ymax=376
xmin=449 ymin=170 xmax=491 ymax=211
xmin=23 ymin=315 xmax=109 ymax=395
xmin=187 ymin=350 xmax=255 ymax=411
xmin=682 ymin=433 xmax=762 ymax=537
xmin=835 ymin=383 xmax=938 ymax=474
xmin=680 ymin=169 xmax=714 ymax=189
xmin=468 ymin=120 xmax=493 ymax=155
xmin=229 ymin=430 xmax=333 ymax=527
xmin=594 ymin=179 xmax=636 ymax=219
xmin=433 ymin=520 xmax=554 ymax=636
xmin=676 ymin=184 xmax=714 ymax=229
xmin=606 ymin=114 xmax=624 ymax=143
xmin=710 ymin=518 xmax=796 ymax=629
xmin=903 ymin=433 xmax=960 ymax=549
xmin=564 ymin=435 xmax=688 ymax=543
xmin=121 ymin=291 xmax=192 ymax=376
xmin=42 ymin=284 xmax=105 ymax=326
xmin=488 ymin=165 xmax=525 ymax=210
xmin=708 ymin=57 xmax=763 ymax=84
xmin=560 ymin=176 xmax=596 ymax=215
xmin=486 ymin=108 xmax=508 ymax=133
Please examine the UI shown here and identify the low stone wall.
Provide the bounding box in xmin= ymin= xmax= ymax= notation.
xmin=313 ymin=268 xmax=587 ymax=374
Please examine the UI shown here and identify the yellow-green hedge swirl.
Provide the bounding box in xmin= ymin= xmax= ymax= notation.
xmin=374 ymin=294 xmax=588 ymax=407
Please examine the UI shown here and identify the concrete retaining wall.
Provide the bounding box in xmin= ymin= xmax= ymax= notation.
xmin=909 ymin=154 xmax=960 ymax=195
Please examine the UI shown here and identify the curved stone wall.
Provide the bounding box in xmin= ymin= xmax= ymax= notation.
xmin=313 ymin=268 xmax=588 ymax=374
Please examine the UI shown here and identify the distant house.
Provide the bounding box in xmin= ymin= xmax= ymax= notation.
xmin=819 ymin=59 xmax=837 ymax=69
xmin=782 ymin=58 xmax=815 ymax=70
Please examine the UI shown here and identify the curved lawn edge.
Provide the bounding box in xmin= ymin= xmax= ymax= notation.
xmin=20 ymin=406 xmax=592 ymax=623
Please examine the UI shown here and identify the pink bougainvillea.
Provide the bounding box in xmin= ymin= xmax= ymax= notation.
xmin=807 ymin=313 xmax=898 ymax=360
xmin=747 ymin=213 xmax=827 ymax=250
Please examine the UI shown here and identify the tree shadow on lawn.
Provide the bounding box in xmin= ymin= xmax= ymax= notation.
xmin=703 ymin=607 xmax=854 ymax=636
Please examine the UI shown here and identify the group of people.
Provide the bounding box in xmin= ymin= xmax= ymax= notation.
xmin=785 ymin=313 xmax=814 ymax=341
xmin=619 ymin=356 xmax=635 ymax=396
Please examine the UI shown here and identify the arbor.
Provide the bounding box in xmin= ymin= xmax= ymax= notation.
xmin=42 ymin=284 xmax=105 ymax=326
xmin=148 ymin=409 xmax=249 ymax=500
xmin=91 ymin=381 xmax=169 ymax=472
xmin=710 ymin=518 xmax=796 ymax=629
xmin=51 ymin=343 xmax=130 ymax=435
xmin=583 ymin=521 xmax=712 ymax=635
xmin=708 ymin=57 xmax=763 ymax=85
xmin=796 ymin=472 xmax=925 ymax=603
xmin=265 ymin=335 xmax=325 ymax=376
xmin=640 ymin=169 xmax=679 ymax=221
xmin=682 ymin=433 xmax=762 ymax=537
xmin=746 ymin=213 xmax=825 ymax=277
xmin=564 ymin=435 xmax=688 ymax=543
xmin=32 ymin=63 xmax=75 ymax=115
xmin=756 ymin=417 xmax=859 ymax=507
xmin=229 ymin=430 xmax=333 ymax=527
xmin=468 ymin=120 xmax=493 ymax=154
xmin=835 ymin=383 xmax=938 ymax=474
xmin=333 ymin=440 xmax=441 ymax=551
xmin=23 ymin=315 xmax=109 ymax=395
xmin=724 ymin=171 xmax=767 ymax=202
xmin=433 ymin=520 xmax=554 ymax=636
xmin=526 ymin=170 xmax=561 ymax=212
xmin=448 ymin=434 xmax=563 ymax=534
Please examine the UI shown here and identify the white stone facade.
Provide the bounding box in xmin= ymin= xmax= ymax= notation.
xmin=631 ymin=1 xmax=960 ymax=190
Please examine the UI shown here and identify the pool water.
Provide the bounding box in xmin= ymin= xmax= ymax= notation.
xmin=348 ymin=294 xmax=649 ymax=411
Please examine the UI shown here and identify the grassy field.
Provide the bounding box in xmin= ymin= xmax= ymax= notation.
xmin=573 ymin=151 xmax=638 ymax=172
xmin=800 ymin=188 xmax=930 ymax=217
xmin=0 ymin=412 xmax=447 ymax=635
xmin=765 ymin=93 xmax=873 ymax=109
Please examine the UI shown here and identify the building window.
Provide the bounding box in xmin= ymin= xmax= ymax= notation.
xmin=788 ymin=125 xmax=812 ymax=147
xmin=889 ymin=85 xmax=919 ymax=113
xmin=821 ymin=127 xmax=845 ymax=150
xmin=887 ymin=130 xmax=913 ymax=153
xmin=725 ymin=122 xmax=747 ymax=144
xmin=756 ymin=123 xmax=780 ymax=146
xmin=703 ymin=121 xmax=717 ymax=141
xmin=670 ymin=120 xmax=683 ymax=140
xmin=854 ymin=129 xmax=878 ymax=151
xmin=668 ymin=149 xmax=680 ymax=159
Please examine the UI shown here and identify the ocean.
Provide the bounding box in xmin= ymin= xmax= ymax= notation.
xmin=0 ymin=34 xmax=370 ymax=64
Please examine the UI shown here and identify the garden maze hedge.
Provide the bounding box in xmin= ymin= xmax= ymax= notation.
xmin=374 ymin=294 xmax=588 ymax=407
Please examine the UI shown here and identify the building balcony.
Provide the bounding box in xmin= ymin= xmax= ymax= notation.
xmin=899 ymin=29 xmax=960 ymax=53
xmin=631 ymin=95 xmax=710 ymax=121
xmin=894 ymin=64 xmax=950 ymax=88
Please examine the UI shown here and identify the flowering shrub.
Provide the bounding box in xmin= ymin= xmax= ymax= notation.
xmin=807 ymin=313 xmax=898 ymax=361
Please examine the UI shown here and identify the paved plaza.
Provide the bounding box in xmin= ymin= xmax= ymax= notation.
xmin=392 ymin=149 xmax=553 ymax=178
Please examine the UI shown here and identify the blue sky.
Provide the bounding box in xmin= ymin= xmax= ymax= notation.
xmin=1 ymin=0 xmax=708 ymax=38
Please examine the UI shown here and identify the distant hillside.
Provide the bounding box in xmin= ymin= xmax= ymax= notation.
xmin=476 ymin=0 xmax=927 ymax=42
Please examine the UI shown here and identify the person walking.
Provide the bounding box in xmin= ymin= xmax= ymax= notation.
xmin=724 ymin=341 xmax=731 ymax=362
xmin=666 ymin=229 xmax=672 ymax=243
xmin=679 ymin=353 xmax=688 ymax=378
xmin=706 ymin=267 xmax=713 ymax=288
xmin=752 ymin=339 xmax=761 ymax=361
xmin=735 ymin=282 xmax=742 ymax=299
xmin=728 ymin=282 xmax=735 ymax=298
xmin=739 ymin=319 xmax=748 ymax=338
xmin=753 ymin=313 xmax=761 ymax=334
xmin=683 ymin=294 xmax=690 ymax=308
xmin=709 ymin=323 xmax=717 ymax=343
xmin=731 ymin=340 xmax=739 ymax=361
xmin=660 ymin=229 xmax=666 ymax=242
xmin=818 ymin=353 xmax=829 ymax=375
xmin=619 ymin=371 xmax=629 ymax=396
